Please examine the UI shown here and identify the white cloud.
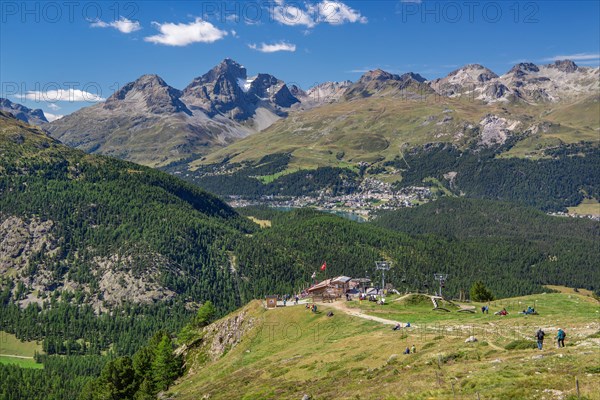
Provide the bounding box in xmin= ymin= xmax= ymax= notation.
xmin=272 ymin=3 xmax=316 ymax=27
xmin=48 ymin=103 xmax=61 ymax=111
xmin=400 ymin=0 xmax=422 ymax=3
xmin=90 ymin=17 xmax=141 ymax=34
xmin=249 ymin=41 xmax=297 ymax=53
xmin=18 ymin=89 xmax=105 ymax=103
xmin=44 ymin=112 xmax=64 ymax=122
xmin=542 ymin=53 xmax=600 ymax=62
xmin=313 ymin=1 xmax=367 ymax=25
xmin=144 ymin=18 xmax=227 ymax=46
xmin=272 ymin=1 xmax=366 ymax=28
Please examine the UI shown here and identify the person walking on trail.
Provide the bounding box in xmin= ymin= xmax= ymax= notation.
xmin=556 ymin=328 xmax=566 ymax=348
xmin=536 ymin=328 xmax=545 ymax=350
xmin=411 ymin=345 xmax=416 ymax=354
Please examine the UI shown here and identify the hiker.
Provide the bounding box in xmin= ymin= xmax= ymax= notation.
xmin=481 ymin=306 xmax=486 ymax=314
xmin=393 ymin=323 xmax=401 ymax=331
xmin=535 ymin=328 xmax=545 ymax=350
xmin=405 ymin=322 xmax=411 ymax=328
xmin=403 ymin=347 xmax=410 ymax=355
xmin=283 ymin=298 xmax=287 ymax=306
xmin=411 ymin=345 xmax=416 ymax=353
xmin=556 ymin=328 xmax=566 ymax=348
xmin=295 ymin=296 xmax=299 ymax=305
xmin=312 ymin=304 xmax=317 ymax=313
xmin=485 ymin=306 xmax=489 ymax=314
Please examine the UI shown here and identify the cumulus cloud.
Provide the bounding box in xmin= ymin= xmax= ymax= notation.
xmin=18 ymin=89 xmax=105 ymax=103
xmin=273 ymin=3 xmax=316 ymax=27
xmin=272 ymin=1 xmax=366 ymax=28
xmin=144 ymin=18 xmax=228 ymax=46
xmin=47 ymin=103 xmax=61 ymax=111
xmin=314 ymin=1 xmax=368 ymax=25
xmin=90 ymin=17 xmax=141 ymax=33
xmin=542 ymin=53 xmax=600 ymax=62
xmin=249 ymin=41 xmax=297 ymax=53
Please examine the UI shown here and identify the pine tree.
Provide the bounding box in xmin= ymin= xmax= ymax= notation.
xmin=470 ymin=281 xmax=494 ymax=302
xmin=151 ymin=334 xmax=180 ymax=392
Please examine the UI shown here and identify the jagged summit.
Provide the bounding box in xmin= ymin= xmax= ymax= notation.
xmin=186 ymin=58 xmax=248 ymax=88
xmin=344 ymin=69 xmax=430 ymax=100
xmin=549 ymin=59 xmax=578 ymax=73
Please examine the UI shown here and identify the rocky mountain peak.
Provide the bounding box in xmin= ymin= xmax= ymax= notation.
xmin=446 ymin=64 xmax=498 ymax=82
xmin=200 ymin=58 xmax=248 ymax=84
xmin=400 ymin=72 xmax=427 ymax=83
xmin=104 ymin=74 xmax=189 ymax=115
xmin=508 ymin=62 xmax=540 ymax=76
xmin=549 ymin=59 xmax=578 ymax=73
xmin=359 ymin=69 xmax=398 ymax=82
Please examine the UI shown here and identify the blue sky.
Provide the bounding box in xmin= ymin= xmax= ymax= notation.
xmin=1 ymin=0 xmax=599 ymax=119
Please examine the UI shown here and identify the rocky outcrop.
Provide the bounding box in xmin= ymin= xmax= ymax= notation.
xmin=182 ymin=302 xmax=261 ymax=376
xmin=478 ymin=114 xmax=521 ymax=146
xmin=0 ymin=215 xmax=57 ymax=273
xmin=0 ymin=214 xmax=178 ymax=309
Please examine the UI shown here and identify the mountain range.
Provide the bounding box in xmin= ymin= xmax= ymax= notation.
xmin=10 ymin=58 xmax=593 ymax=168
xmin=0 ymin=98 xmax=49 ymax=125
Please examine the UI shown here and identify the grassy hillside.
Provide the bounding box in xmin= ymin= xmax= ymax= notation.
xmin=193 ymin=95 xmax=599 ymax=169
xmin=170 ymin=291 xmax=600 ymax=400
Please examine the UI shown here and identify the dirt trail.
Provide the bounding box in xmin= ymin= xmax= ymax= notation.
xmin=316 ymin=300 xmax=508 ymax=352
xmin=317 ymin=300 xmax=408 ymax=327
xmin=0 ymin=354 xmax=33 ymax=359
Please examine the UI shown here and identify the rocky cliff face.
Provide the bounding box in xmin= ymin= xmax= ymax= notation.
xmin=0 ymin=98 xmax=48 ymax=125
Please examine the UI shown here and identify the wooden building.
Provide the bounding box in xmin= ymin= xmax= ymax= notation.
xmin=265 ymin=295 xmax=278 ymax=308
xmin=307 ymin=276 xmax=352 ymax=301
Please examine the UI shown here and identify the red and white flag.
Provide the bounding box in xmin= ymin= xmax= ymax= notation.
xmin=320 ymin=262 xmax=327 ymax=271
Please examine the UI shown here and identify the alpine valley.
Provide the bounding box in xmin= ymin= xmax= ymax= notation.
xmin=33 ymin=58 xmax=599 ymax=214
xmin=1 ymin=58 xmax=599 ymax=400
